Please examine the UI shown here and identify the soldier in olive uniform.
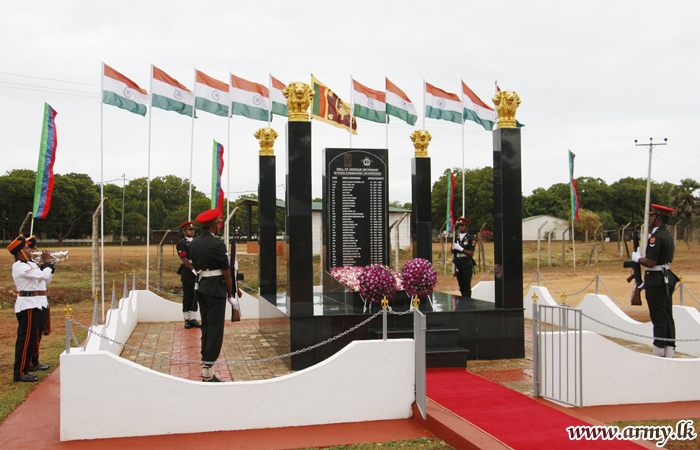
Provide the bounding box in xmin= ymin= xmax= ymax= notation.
xmin=632 ymin=204 xmax=677 ymax=358
xmin=176 ymin=221 xmax=200 ymax=329
xmin=188 ymin=209 xmax=233 ymax=382
xmin=452 ymin=217 xmax=476 ymax=298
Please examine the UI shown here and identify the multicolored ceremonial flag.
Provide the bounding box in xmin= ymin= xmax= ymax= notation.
xmin=385 ymin=78 xmax=417 ymax=126
xmin=230 ymin=74 xmax=270 ymax=121
xmin=211 ymin=141 xmax=225 ymax=215
xmin=462 ymin=81 xmax=496 ymax=131
xmin=150 ymin=65 xmax=194 ymax=117
xmin=102 ymin=63 xmax=148 ymax=116
xmin=311 ymin=75 xmax=357 ymax=134
xmin=33 ymin=103 xmax=58 ymax=219
xmin=425 ymin=82 xmax=462 ymax=124
xmin=446 ymin=171 xmax=455 ymax=233
xmin=270 ymin=75 xmax=288 ymax=118
xmin=352 ymin=79 xmax=386 ymax=123
xmin=195 ymin=70 xmax=229 ymax=117
xmin=569 ymin=150 xmax=579 ymax=220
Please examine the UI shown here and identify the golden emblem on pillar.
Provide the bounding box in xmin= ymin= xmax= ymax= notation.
xmin=283 ymin=82 xmax=314 ymax=122
xmin=492 ymin=90 xmax=521 ymax=129
xmin=410 ymin=130 xmax=432 ymax=157
xmin=254 ymin=127 xmax=279 ymax=156
xmin=65 ymin=303 xmax=72 ymax=318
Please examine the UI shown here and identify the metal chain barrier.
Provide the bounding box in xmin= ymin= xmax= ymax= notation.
xmin=523 ymin=273 xmax=537 ymax=292
xmin=133 ymin=274 xmax=183 ymax=297
xmin=597 ymin=277 xmax=649 ymax=313
xmin=69 ymin=309 xmax=386 ymax=366
xmin=537 ymin=272 xmax=562 ymax=295
xmin=581 ymin=311 xmax=700 ymax=343
xmin=684 ymin=283 xmax=700 ymax=307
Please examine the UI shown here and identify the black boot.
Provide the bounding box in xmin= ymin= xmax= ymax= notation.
xmin=184 ymin=320 xmax=192 ymax=329
xmin=188 ymin=319 xmax=201 ymax=328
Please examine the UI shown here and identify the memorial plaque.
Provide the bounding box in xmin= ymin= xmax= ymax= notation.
xmin=324 ymin=148 xmax=388 ymax=269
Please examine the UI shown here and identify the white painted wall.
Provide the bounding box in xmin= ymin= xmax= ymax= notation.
xmin=524 ymin=288 xmax=700 ymax=357
xmin=60 ymin=339 xmax=414 ymax=441
xmin=541 ymin=331 xmax=700 ymax=406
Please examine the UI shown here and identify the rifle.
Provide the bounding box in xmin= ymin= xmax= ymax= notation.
xmin=229 ymin=239 xmax=243 ymax=322
xmin=622 ymin=230 xmax=643 ymax=305
xmin=451 ymin=227 xmax=458 ymax=277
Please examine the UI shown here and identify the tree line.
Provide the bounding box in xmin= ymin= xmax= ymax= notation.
xmin=430 ymin=168 xmax=700 ymax=237
xmin=2 ymin=168 xmax=698 ymax=243
xmin=0 ymin=169 xmax=276 ymax=243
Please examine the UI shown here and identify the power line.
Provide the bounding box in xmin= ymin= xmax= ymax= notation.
xmin=0 ymin=80 xmax=98 ymax=95
xmin=0 ymin=83 xmax=99 ymax=98
xmin=0 ymin=71 xmax=100 ymax=86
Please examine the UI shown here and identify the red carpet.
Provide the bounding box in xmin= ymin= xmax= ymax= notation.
xmin=426 ymin=368 xmax=642 ymax=449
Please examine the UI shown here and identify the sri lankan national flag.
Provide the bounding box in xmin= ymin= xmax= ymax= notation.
xmin=311 ymin=75 xmax=357 ymax=134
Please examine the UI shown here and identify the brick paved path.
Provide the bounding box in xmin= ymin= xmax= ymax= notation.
xmin=121 ymin=318 xmax=291 ymax=382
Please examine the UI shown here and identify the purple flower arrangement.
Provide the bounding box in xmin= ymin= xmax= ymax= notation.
xmin=358 ymin=264 xmax=398 ymax=303
xmin=329 ymin=266 xmax=364 ymax=291
xmin=401 ymin=258 xmax=437 ymax=298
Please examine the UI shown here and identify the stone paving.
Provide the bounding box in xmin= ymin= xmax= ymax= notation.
xmin=121 ymin=318 xmax=292 ymax=382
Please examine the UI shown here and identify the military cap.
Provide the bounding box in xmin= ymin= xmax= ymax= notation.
xmin=26 ymin=235 xmax=37 ymax=249
xmin=650 ymin=204 xmax=674 ymax=217
xmin=180 ymin=221 xmax=195 ymax=230
xmin=196 ymin=209 xmax=222 ymax=226
xmin=455 ymin=217 xmax=471 ymax=225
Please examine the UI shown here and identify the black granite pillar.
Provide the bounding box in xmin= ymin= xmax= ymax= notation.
xmin=411 ymin=157 xmax=432 ymax=262
xmin=493 ymin=128 xmax=523 ymax=309
xmin=286 ymin=121 xmax=314 ymax=315
xmin=259 ymin=154 xmax=277 ymax=296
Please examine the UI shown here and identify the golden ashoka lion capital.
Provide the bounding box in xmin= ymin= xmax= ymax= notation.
xmin=254 ymin=127 xmax=279 ymax=156
xmin=283 ymin=81 xmax=314 ymax=122
xmin=410 ymin=129 xmax=432 ymax=158
xmin=492 ymin=90 xmax=521 ymax=129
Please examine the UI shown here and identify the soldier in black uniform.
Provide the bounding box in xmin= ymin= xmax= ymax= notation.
xmin=632 ymin=204 xmax=677 ymax=358
xmin=176 ymin=221 xmax=200 ymax=329
xmin=188 ymin=209 xmax=233 ymax=382
xmin=452 ymin=217 xmax=476 ymax=298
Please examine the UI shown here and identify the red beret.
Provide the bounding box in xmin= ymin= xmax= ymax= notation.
xmin=650 ymin=204 xmax=674 ymax=216
xmin=455 ymin=217 xmax=471 ymax=225
xmin=180 ymin=221 xmax=195 ymax=230
xmin=7 ymin=236 xmax=26 ymax=255
xmin=196 ymin=209 xmax=222 ymax=226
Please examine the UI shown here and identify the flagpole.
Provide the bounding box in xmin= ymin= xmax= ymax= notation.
xmin=422 ymin=79 xmax=426 ymax=129
xmin=145 ymin=67 xmax=154 ymax=289
xmin=462 ymin=120 xmax=465 ymax=217
xmin=100 ymin=63 xmax=105 ymax=321
xmin=226 ymin=71 xmax=231 ymax=253
xmin=572 ymin=219 xmax=576 ymax=273
xmin=349 ymin=76 xmax=353 ymax=148
xmin=268 ymin=73 xmax=272 ymax=128
xmin=188 ymin=68 xmax=196 ymax=222
xmin=30 ymin=217 xmax=34 ymax=237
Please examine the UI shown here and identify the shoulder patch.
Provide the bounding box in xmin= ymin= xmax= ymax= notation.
xmin=650 ymin=237 xmax=656 ymax=245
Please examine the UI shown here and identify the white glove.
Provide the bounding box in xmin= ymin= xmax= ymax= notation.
xmin=631 ymin=247 xmax=641 ymax=263
xmin=453 ymin=243 xmax=464 ymax=252
xmin=227 ymin=296 xmax=239 ymax=310
xmin=191 ymin=269 xmax=197 ymax=277
xmin=234 ymin=260 xmax=239 ymax=271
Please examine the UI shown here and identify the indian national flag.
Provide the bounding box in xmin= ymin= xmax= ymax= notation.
xmin=352 ymin=79 xmax=385 ymax=123
xmin=425 ymin=82 xmax=462 ymax=124
xmin=195 ymin=70 xmax=229 ymax=117
xmin=151 ymin=65 xmax=194 ymax=117
xmin=385 ymin=78 xmax=417 ymax=126
xmin=462 ymin=81 xmax=496 ymax=131
xmin=230 ymin=74 xmax=270 ymax=121
xmin=270 ymin=75 xmax=288 ymax=118
xmin=102 ymin=63 xmax=148 ymax=116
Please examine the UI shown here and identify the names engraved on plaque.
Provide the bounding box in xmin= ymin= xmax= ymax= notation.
xmin=325 ymin=149 xmax=388 ymax=268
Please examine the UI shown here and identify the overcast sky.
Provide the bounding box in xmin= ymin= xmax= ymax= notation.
xmin=2 ymin=1 xmax=699 ymax=212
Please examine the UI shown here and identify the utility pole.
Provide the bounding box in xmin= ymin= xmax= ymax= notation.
xmin=635 ymin=138 xmax=667 ymax=256
xmin=120 ymin=173 xmax=125 ymax=264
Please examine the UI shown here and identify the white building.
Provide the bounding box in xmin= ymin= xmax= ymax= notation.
xmin=522 ymin=215 xmax=569 ymax=241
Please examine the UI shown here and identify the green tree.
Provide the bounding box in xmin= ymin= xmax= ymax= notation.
xmin=0 ymin=169 xmax=35 ymax=237
xmin=39 ymin=173 xmax=100 ymax=243
xmin=431 ymin=167 xmax=494 ymax=232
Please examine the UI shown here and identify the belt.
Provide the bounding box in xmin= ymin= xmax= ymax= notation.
xmin=18 ymin=291 xmax=47 ymax=297
xmin=645 ymin=264 xmax=670 ymax=272
xmin=198 ymin=269 xmax=223 ymax=277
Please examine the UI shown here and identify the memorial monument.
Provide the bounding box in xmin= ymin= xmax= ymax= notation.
xmin=256 ymin=127 xmax=278 ymax=297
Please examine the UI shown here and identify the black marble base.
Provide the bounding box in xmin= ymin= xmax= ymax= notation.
xmin=411 ymin=157 xmax=432 ymax=262
xmin=283 ymin=281 xmax=524 ymax=370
